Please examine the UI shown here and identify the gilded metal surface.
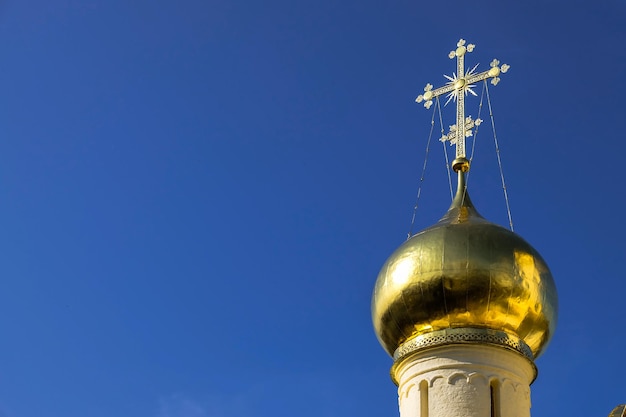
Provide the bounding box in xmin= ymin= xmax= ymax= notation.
xmin=389 ymin=327 xmax=536 ymax=385
xmin=371 ymin=172 xmax=558 ymax=359
xmin=609 ymin=405 xmax=626 ymax=417
xmin=451 ymin=156 xmax=470 ymax=173
xmin=393 ymin=327 xmax=533 ymax=362
xmin=415 ymin=39 xmax=509 ymax=162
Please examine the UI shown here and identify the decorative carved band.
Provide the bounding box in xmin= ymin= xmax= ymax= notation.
xmin=393 ymin=328 xmax=534 ymax=363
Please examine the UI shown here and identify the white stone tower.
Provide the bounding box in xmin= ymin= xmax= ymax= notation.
xmin=371 ymin=40 xmax=558 ymax=417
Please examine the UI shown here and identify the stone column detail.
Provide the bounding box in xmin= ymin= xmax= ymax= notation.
xmin=394 ymin=345 xmax=535 ymax=417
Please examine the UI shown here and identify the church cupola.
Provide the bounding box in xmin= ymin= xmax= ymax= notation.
xmin=371 ymin=39 xmax=558 ymax=417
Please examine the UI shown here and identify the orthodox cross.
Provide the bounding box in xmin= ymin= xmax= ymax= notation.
xmin=416 ymin=39 xmax=509 ymax=171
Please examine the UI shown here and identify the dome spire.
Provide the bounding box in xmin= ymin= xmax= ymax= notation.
xmin=437 ymin=169 xmax=482 ymax=225
xmin=416 ymin=38 xmax=510 ymax=173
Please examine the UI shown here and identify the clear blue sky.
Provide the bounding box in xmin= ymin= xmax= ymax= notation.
xmin=0 ymin=1 xmax=624 ymax=416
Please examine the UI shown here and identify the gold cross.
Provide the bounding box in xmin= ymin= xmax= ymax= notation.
xmin=416 ymin=39 xmax=509 ymax=172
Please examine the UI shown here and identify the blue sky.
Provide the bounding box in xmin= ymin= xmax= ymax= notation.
xmin=0 ymin=1 xmax=624 ymax=416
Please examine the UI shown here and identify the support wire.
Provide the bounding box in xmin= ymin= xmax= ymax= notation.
xmin=484 ymin=81 xmax=514 ymax=231
xmin=436 ymin=97 xmax=454 ymax=200
xmin=467 ymin=81 xmax=487 ymax=180
xmin=407 ymin=99 xmax=439 ymax=239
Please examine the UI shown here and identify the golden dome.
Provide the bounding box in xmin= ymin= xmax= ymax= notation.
xmin=371 ymin=172 xmax=558 ymax=361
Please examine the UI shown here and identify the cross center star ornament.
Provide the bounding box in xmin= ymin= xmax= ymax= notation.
xmin=416 ymin=39 xmax=510 ymax=162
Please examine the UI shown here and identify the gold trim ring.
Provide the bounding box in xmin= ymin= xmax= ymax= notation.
xmin=390 ymin=328 xmax=536 ymax=385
